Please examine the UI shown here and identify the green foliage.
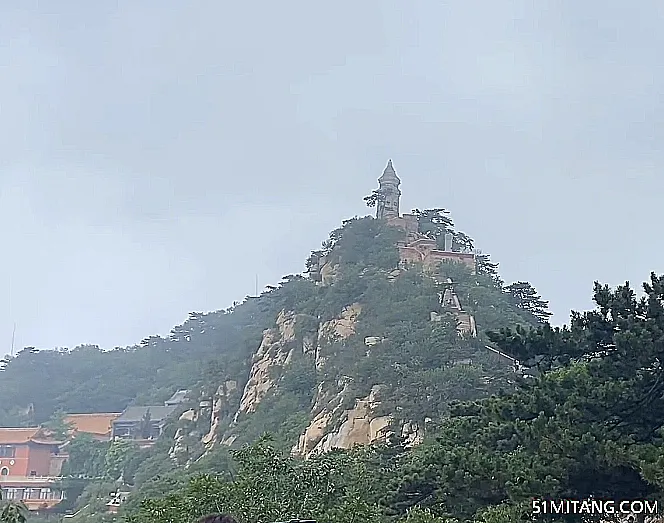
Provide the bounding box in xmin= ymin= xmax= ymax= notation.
xmin=127 ymin=437 xmax=387 ymax=523
xmin=42 ymin=409 xmax=75 ymax=440
xmin=62 ymin=434 xmax=108 ymax=478
xmin=475 ymin=254 xmax=502 ymax=288
xmin=186 ymin=448 xmax=235 ymax=477
xmin=50 ymin=478 xmax=89 ymax=515
xmin=105 ymin=440 xmax=136 ymax=480
xmin=261 ymin=275 xmax=321 ymax=318
xmin=118 ymin=267 xmax=660 ymax=523
xmin=503 ymin=281 xmax=552 ymax=323
xmin=412 ymin=208 xmax=454 ymax=239
xmin=122 ymin=472 xmax=185 ymax=516
xmin=473 ymin=503 xmax=531 ymax=523
xmin=123 ymin=447 xmax=152 ymax=484
xmin=70 ymin=481 xmax=118 ymax=518
xmin=324 ymin=217 xmax=404 ymax=272
xmin=209 ymin=213 xmax=535 ymax=460
xmin=384 ymin=273 xmax=664 ymax=520
xmin=0 ymin=501 xmax=28 ymax=523
xmin=231 ymin=389 xmax=313 ymax=450
xmin=411 ymin=208 xmax=473 ymax=253
xmin=130 ymin=451 xmax=177 ymax=488
xmin=403 ymin=507 xmax=458 ymax=523
xmin=433 ymin=261 xmax=534 ymax=335
xmin=137 ymin=410 xmax=152 ymax=439
xmin=0 ymin=300 xmax=273 ymax=425
xmin=364 ymin=189 xmax=386 ymax=209
xmin=279 ymin=356 xmax=317 ymax=398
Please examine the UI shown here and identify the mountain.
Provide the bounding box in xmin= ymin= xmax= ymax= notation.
xmin=0 ymin=162 xmax=552 ymax=521
xmin=4 ymin=164 xmax=661 ymax=523
xmin=189 ymin=213 xmax=537 ymax=457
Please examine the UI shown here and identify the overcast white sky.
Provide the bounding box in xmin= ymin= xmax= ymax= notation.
xmin=1 ymin=1 xmax=663 ymax=351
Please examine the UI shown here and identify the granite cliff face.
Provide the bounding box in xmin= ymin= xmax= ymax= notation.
xmin=179 ymin=299 xmax=418 ymax=458
xmin=176 ymin=255 xmax=502 ymax=460
xmin=234 ymin=309 xmax=317 ymax=418
xmin=292 ymin=384 xmax=391 ymax=456
xmin=202 ymin=302 xmax=409 ymax=456
xmin=189 ymin=268 xmax=478 ymax=457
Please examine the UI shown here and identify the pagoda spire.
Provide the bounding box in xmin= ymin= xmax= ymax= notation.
xmin=379 ymin=159 xmax=400 ymax=183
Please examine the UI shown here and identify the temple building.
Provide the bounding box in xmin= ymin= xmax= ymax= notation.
xmin=64 ymin=413 xmax=121 ymax=441
xmin=110 ymin=389 xmax=183 ymax=445
xmin=373 ymin=161 xmax=477 ymax=337
xmin=0 ymin=428 xmax=67 ymax=511
xmin=307 ymin=159 xmax=476 ymax=284
xmin=111 ymin=405 xmax=177 ymax=445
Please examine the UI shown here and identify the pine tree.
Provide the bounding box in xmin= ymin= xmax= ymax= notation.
xmin=363 ymin=189 xmax=386 ymax=208
xmin=475 ymin=254 xmax=503 ymax=287
xmin=139 ymin=409 xmax=153 ymax=439
xmin=0 ymin=499 xmax=28 ymax=523
xmin=411 ymin=208 xmax=454 ymax=239
xmin=503 ymin=281 xmax=552 ymax=323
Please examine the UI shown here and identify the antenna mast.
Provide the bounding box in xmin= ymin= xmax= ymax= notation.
xmin=10 ymin=322 xmax=16 ymax=357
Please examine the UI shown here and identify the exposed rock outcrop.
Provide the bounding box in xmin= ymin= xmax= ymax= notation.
xmin=293 ymin=385 xmax=392 ymax=457
xmin=401 ymin=421 xmax=424 ymax=447
xmin=319 ymin=303 xmax=361 ymax=340
xmin=180 ymin=409 xmax=196 ymax=422
xmin=170 ymin=407 xmax=203 ymax=462
xmin=315 ymin=303 xmax=362 ymax=369
xmin=320 ymin=262 xmax=340 ymax=285
xmin=364 ymin=336 xmax=384 ymax=346
xmin=202 ymin=380 xmax=238 ymax=445
xmin=234 ymin=310 xmax=318 ymax=421
xmin=207 ymin=299 xmax=432 ymax=456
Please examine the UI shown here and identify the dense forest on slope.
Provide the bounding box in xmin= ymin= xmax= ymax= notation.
xmin=0 ymin=211 xmax=544 ymax=428
xmin=0 ymin=288 xmax=280 ymax=425
xmin=123 ymin=273 xmax=664 ymax=523
xmin=0 ymin=208 xmax=557 ymax=523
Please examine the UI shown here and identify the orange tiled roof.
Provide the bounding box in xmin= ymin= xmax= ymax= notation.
xmin=65 ymin=413 xmax=121 ymax=436
xmin=0 ymin=428 xmax=43 ymax=444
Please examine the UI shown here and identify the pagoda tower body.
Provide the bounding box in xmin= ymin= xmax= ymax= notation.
xmin=376 ymin=159 xmax=401 ymax=220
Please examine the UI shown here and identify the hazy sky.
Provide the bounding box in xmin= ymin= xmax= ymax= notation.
xmin=1 ymin=1 xmax=663 ymax=351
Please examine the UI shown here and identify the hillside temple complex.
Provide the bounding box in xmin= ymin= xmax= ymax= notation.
xmin=308 ymin=160 xmax=477 ymax=338
xmin=375 ymin=159 xmax=475 ymax=271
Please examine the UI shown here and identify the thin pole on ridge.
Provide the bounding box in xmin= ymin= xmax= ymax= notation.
xmin=10 ymin=322 xmax=16 ymax=357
